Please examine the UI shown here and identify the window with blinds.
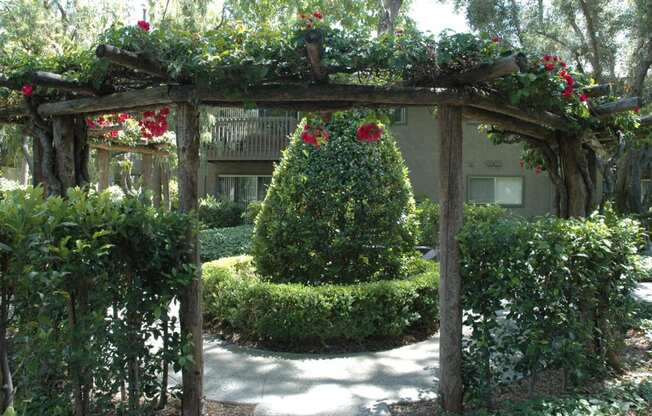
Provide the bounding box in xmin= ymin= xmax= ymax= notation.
xmin=216 ymin=176 xmax=272 ymax=204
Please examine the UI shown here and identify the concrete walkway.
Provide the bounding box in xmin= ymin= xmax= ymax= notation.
xmin=196 ymin=335 xmax=439 ymax=416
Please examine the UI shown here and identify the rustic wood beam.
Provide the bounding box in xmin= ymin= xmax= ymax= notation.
xmin=640 ymin=114 xmax=652 ymax=127
xmin=468 ymin=95 xmax=569 ymax=131
xmin=175 ymin=102 xmax=203 ymax=416
xmin=96 ymin=44 xmax=168 ymax=79
xmin=96 ymin=147 xmax=111 ymax=192
xmin=438 ymin=105 xmax=464 ymax=414
xmin=26 ymin=71 xmax=98 ymax=96
xmin=52 ymin=116 xmax=77 ymax=191
xmin=38 ymin=86 xmax=174 ymax=117
xmin=583 ymin=84 xmax=612 ymax=97
xmin=0 ymin=105 xmax=28 ymax=123
xmin=89 ymin=142 xmax=170 ymax=157
xmin=304 ymin=30 xmax=328 ymax=83
xmin=594 ymin=97 xmax=642 ymax=117
xmin=462 ymin=106 xmax=553 ymax=140
xmin=87 ymin=125 xmax=124 ymax=137
xmin=453 ymin=53 xmax=527 ymax=85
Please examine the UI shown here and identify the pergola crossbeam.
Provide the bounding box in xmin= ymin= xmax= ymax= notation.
xmin=594 ymin=97 xmax=642 ymax=117
xmin=96 ymin=44 xmax=169 ymax=79
xmin=462 ymin=106 xmax=553 ymax=141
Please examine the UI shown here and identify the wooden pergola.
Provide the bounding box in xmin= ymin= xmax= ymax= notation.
xmin=0 ymin=34 xmax=642 ymax=415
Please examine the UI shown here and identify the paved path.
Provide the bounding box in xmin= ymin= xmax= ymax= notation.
xmin=198 ymin=336 xmax=439 ymax=416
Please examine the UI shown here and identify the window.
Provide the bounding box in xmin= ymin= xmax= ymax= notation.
xmin=468 ymin=176 xmax=524 ymax=206
xmin=388 ymin=108 xmax=407 ymax=125
xmin=216 ymin=175 xmax=271 ymax=204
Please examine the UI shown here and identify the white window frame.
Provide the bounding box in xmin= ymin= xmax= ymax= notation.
xmin=216 ymin=174 xmax=272 ymax=203
xmin=467 ymin=175 xmax=524 ymax=207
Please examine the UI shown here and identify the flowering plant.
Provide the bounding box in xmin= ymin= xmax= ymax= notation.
xmin=86 ymin=107 xmax=174 ymax=146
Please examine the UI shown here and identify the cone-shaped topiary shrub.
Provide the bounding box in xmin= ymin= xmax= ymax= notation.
xmin=253 ymin=110 xmax=418 ymax=284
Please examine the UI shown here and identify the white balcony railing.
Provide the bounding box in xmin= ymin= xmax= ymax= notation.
xmin=204 ymin=116 xmax=297 ymax=161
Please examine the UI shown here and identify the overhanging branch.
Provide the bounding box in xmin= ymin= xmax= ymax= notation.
xmin=462 ymin=106 xmax=553 ymax=140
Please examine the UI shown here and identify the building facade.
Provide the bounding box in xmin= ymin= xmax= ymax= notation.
xmin=199 ymin=107 xmax=556 ymax=217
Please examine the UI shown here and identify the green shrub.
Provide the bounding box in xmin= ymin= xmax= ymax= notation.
xmin=253 ymin=111 xmax=418 ymax=284
xmin=197 ymin=195 xmax=244 ymax=228
xmin=203 ymin=256 xmax=438 ymax=343
xmin=242 ymin=200 xmax=263 ymax=224
xmin=200 ymin=224 xmax=253 ymax=261
xmin=415 ymin=199 xmax=507 ymax=247
xmin=0 ymin=187 xmax=195 ymax=415
xmin=459 ymin=213 xmax=644 ymax=403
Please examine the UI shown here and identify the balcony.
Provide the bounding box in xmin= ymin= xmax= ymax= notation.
xmin=203 ymin=116 xmax=297 ymax=161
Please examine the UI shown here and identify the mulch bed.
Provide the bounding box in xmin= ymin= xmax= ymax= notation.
xmin=389 ymin=327 xmax=652 ymax=415
xmin=205 ymin=323 xmax=438 ymax=354
xmin=157 ymin=399 xmax=256 ymax=416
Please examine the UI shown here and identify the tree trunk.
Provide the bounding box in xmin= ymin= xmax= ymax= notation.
xmin=437 ymin=105 xmax=464 ymax=414
xmin=559 ymin=135 xmax=591 ymax=217
xmin=32 ymin=137 xmax=44 ymax=187
xmin=0 ymin=278 xmax=13 ymax=413
xmin=162 ymin=163 xmax=171 ymax=211
xmin=377 ymin=0 xmax=403 ymax=35
xmin=175 ymin=103 xmax=203 ymax=416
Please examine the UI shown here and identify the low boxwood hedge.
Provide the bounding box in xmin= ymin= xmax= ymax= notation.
xmin=203 ymin=256 xmax=439 ymax=343
xmin=199 ymin=225 xmax=253 ymax=262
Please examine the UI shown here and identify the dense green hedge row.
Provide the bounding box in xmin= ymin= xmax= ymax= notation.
xmin=0 ymin=187 xmax=195 ymax=415
xmin=199 ymin=224 xmax=254 ymax=262
xmin=203 ymin=256 xmax=439 ymax=343
xmin=197 ymin=195 xmax=246 ymax=228
xmin=415 ymin=200 xmax=507 ymax=247
xmin=459 ymin=211 xmax=645 ymax=403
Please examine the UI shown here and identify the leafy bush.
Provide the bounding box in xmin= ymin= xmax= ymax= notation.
xmin=200 ymin=224 xmax=253 ymax=261
xmin=253 ymin=111 xmax=418 ymax=284
xmin=242 ymin=200 xmax=263 ymax=224
xmin=459 ymin=213 xmax=644 ymax=404
xmin=197 ymin=195 xmax=244 ymax=228
xmin=203 ymin=256 xmax=438 ymax=343
xmin=415 ymin=199 xmax=507 ymax=247
xmin=0 ymin=187 xmax=195 ymax=415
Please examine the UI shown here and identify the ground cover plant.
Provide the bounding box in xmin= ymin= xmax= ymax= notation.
xmin=200 ymin=224 xmax=253 ymax=262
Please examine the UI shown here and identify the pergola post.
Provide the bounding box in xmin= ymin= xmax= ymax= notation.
xmin=97 ymin=149 xmax=111 ymax=192
xmin=52 ymin=116 xmax=76 ymax=192
xmin=438 ymin=104 xmax=464 ymax=413
xmin=141 ymin=154 xmax=154 ymax=199
xmin=175 ymin=103 xmax=203 ymax=416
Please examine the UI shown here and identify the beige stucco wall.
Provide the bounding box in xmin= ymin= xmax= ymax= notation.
xmin=392 ymin=107 xmax=554 ymax=217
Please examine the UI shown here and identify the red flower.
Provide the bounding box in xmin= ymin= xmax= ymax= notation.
xmin=544 ymin=63 xmax=555 ymax=71
xmin=85 ymin=118 xmax=97 ymax=128
xmin=552 ymin=55 xmax=559 ymax=61
xmin=137 ymin=20 xmax=150 ymax=31
xmin=492 ymin=36 xmax=501 ymax=43
xmin=97 ymin=116 xmax=106 ymax=125
xmin=159 ymin=107 xmax=170 ymax=117
xmin=118 ymin=112 xmax=130 ymax=122
xmin=560 ymin=62 xmax=567 ymax=68
xmin=110 ymin=130 xmax=119 ymax=138
xmin=562 ymin=87 xmax=573 ymax=98
xmin=356 ymin=123 xmax=383 ymax=142
xmin=21 ymin=84 xmax=33 ymax=97
xmin=543 ymin=54 xmax=552 ymax=62
xmin=143 ymin=110 xmax=155 ymax=119
xmin=565 ymin=75 xmax=574 ymax=86
xmin=313 ymin=11 xmax=323 ymax=20
xmin=301 ymin=131 xmax=318 ymax=146
xmin=579 ymin=94 xmax=588 ymax=102
xmin=558 ymin=70 xmax=567 ymax=78
xmin=635 ymin=106 xmax=641 ymax=114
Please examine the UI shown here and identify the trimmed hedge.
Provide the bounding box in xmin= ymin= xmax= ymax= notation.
xmin=203 ymin=256 xmax=439 ymax=343
xmin=253 ymin=111 xmax=418 ymax=285
xmin=199 ymin=225 xmax=253 ymax=262
xmin=197 ymin=195 xmax=244 ymax=228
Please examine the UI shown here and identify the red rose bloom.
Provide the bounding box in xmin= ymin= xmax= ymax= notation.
xmin=118 ymin=113 xmax=130 ymax=123
xmin=565 ymin=76 xmax=574 ymax=86
xmin=543 ymin=55 xmax=552 ymax=62
xmin=21 ymin=84 xmax=33 ymax=97
xmin=562 ymin=87 xmax=573 ymax=98
xmin=313 ymin=11 xmax=323 ymax=20
xmin=302 ymin=131 xmax=318 ymax=146
xmin=579 ymin=94 xmax=588 ymax=102
xmin=635 ymin=107 xmax=641 ymax=114
xmin=356 ymin=123 xmax=383 ymax=142
xmin=159 ymin=107 xmax=170 ymax=117
xmin=85 ymin=118 xmax=96 ymax=128
xmin=110 ymin=130 xmax=119 ymax=138
xmin=544 ymin=63 xmax=555 ymax=71
xmin=137 ymin=20 xmax=150 ymax=31
xmin=492 ymin=36 xmax=501 ymax=43
xmin=560 ymin=62 xmax=567 ymax=68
